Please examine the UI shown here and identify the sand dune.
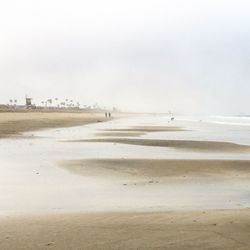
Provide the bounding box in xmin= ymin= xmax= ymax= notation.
xmin=72 ymin=138 xmax=250 ymax=152
xmin=0 ymin=209 xmax=249 ymax=250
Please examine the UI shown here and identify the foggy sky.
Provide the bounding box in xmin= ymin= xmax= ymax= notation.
xmin=0 ymin=0 xmax=250 ymax=114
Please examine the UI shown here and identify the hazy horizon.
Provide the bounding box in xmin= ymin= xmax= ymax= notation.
xmin=1 ymin=0 xmax=250 ymax=115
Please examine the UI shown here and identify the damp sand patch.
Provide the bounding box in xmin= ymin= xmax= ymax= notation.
xmin=95 ymin=132 xmax=145 ymax=137
xmin=102 ymin=125 xmax=187 ymax=133
xmin=68 ymin=138 xmax=250 ymax=153
xmin=59 ymin=159 xmax=250 ymax=179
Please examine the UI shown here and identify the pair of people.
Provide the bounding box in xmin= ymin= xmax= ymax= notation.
xmin=105 ymin=112 xmax=111 ymax=118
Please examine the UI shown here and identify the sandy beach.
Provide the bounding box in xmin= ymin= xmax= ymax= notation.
xmin=102 ymin=125 xmax=187 ymax=132
xmin=60 ymin=159 xmax=250 ymax=179
xmin=0 ymin=111 xmax=111 ymax=137
xmin=1 ymin=209 xmax=250 ymax=250
xmin=2 ymin=1 xmax=250 ymax=248
xmin=1 ymin=114 xmax=250 ymax=249
xmin=72 ymin=138 xmax=250 ymax=152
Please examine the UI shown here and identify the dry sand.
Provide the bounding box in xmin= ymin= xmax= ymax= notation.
xmin=71 ymin=138 xmax=250 ymax=153
xmin=60 ymin=159 xmax=250 ymax=179
xmin=0 ymin=111 xmax=110 ymax=137
xmin=0 ymin=209 xmax=250 ymax=250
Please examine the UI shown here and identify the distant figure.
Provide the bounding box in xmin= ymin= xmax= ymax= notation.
xmin=105 ymin=112 xmax=108 ymax=118
xmin=109 ymin=112 xmax=111 ymax=118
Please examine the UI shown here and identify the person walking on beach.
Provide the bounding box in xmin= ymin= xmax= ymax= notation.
xmin=105 ymin=112 xmax=108 ymax=118
xmin=109 ymin=112 xmax=111 ymax=118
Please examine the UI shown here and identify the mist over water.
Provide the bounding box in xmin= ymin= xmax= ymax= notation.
xmin=0 ymin=0 xmax=250 ymax=114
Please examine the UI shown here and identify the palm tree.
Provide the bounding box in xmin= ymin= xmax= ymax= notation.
xmin=65 ymin=99 xmax=68 ymax=109
xmin=54 ymin=98 xmax=58 ymax=108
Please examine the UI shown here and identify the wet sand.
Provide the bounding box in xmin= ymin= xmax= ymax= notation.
xmin=2 ymin=115 xmax=250 ymax=249
xmin=0 ymin=209 xmax=250 ymax=250
xmin=60 ymin=159 xmax=250 ymax=179
xmin=95 ymin=125 xmax=185 ymax=137
xmin=0 ymin=112 xmax=111 ymax=137
xmin=72 ymin=138 xmax=250 ymax=152
xmin=103 ymin=125 xmax=186 ymax=132
xmin=96 ymin=131 xmax=146 ymax=137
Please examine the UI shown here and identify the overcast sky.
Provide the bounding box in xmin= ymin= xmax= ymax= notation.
xmin=0 ymin=0 xmax=250 ymax=114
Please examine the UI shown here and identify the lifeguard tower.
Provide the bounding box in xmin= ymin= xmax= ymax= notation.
xmin=25 ymin=97 xmax=32 ymax=109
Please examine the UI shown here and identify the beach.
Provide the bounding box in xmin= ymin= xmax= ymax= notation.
xmin=60 ymin=159 xmax=250 ymax=179
xmin=0 ymin=111 xmax=112 ymax=138
xmin=2 ymin=0 xmax=249 ymax=248
xmin=1 ymin=113 xmax=250 ymax=249
xmin=1 ymin=209 xmax=250 ymax=250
